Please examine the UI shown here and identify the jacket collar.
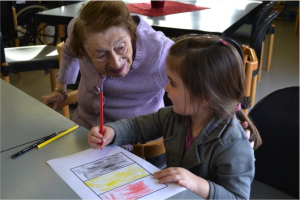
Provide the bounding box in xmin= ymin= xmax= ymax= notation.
xmin=181 ymin=117 xmax=232 ymax=169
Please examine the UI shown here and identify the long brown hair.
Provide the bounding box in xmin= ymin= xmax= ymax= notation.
xmin=69 ymin=1 xmax=137 ymax=58
xmin=168 ymin=35 xmax=262 ymax=149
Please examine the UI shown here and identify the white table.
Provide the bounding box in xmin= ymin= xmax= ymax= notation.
xmin=35 ymin=0 xmax=262 ymax=37
xmin=0 ymin=79 xmax=201 ymax=199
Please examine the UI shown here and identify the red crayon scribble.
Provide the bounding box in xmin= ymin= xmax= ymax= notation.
xmin=101 ymin=180 xmax=153 ymax=200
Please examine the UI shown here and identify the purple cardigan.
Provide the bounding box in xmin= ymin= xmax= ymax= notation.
xmin=57 ymin=16 xmax=174 ymax=129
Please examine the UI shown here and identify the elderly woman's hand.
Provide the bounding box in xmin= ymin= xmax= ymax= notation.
xmin=41 ymin=83 xmax=67 ymax=110
xmin=241 ymin=121 xmax=255 ymax=149
xmin=241 ymin=121 xmax=256 ymax=161
xmin=41 ymin=92 xmax=65 ymax=110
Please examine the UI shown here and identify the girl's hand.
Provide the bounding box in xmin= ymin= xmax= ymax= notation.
xmin=153 ymin=167 xmax=209 ymax=198
xmin=88 ymin=126 xmax=115 ymax=149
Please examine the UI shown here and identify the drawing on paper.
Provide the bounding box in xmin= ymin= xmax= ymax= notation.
xmin=70 ymin=152 xmax=167 ymax=200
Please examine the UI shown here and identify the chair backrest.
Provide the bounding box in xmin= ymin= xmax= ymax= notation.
xmin=241 ymin=45 xmax=258 ymax=114
xmin=224 ymin=38 xmax=244 ymax=63
xmin=132 ymin=137 xmax=166 ymax=160
xmin=250 ymin=1 xmax=276 ymax=37
xmin=223 ymin=38 xmax=258 ymax=114
xmin=57 ymin=41 xmax=64 ymax=67
xmin=249 ymin=86 xmax=299 ymax=198
xmin=56 ymin=41 xmax=78 ymax=118
xmin=250 ymin=10 xmax=279 ymax=76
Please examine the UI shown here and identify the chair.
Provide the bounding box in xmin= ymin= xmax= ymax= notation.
xmin=1 ymin=1 xmax=58 ymax=47
xmin=56 ymin=41 xmax=78 ymax=119
xmin=13 ymin=3 xmax=59 ymax=46
xmin=1 ymin=32 xmax=59 ymax=91
xmin=231 ymin=11 xmax=279 ymax=108
xmin=132 ymin=137 xmax=166 ymax=160
xmin=247 ymin=10 xmax=279 ymax=107
xmin=224 ymin=38 xmax=258 ymax=115
xmin=55 ymin=42 xmax=166 ymax=162
xmin=1 ymin=4 xmax=21 ymax=78
xmin=249 ymin=86 xmax=299 ymax=199
xmin=0 ymin=1 xmax=59 ymax=91
xmin=1 ymin=2 xmax=19 ymax=47
xmin=241 ymin=45 xmax=258 ymax=115
xmin=231 ymin=2 xmax=275 ymax=38
xmin=230 ymin=2 xmax=276 ymax=81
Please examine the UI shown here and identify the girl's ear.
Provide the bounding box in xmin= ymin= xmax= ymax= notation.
xmin=199 ymin=97 xmax=209 ymax=107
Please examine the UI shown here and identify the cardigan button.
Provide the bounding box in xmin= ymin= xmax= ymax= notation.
xmin=93 ymin=85 xmax=101 ymax=94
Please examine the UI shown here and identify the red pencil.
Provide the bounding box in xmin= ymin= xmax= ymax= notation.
xmin=99 ymin=92 xmax=104 ymax=148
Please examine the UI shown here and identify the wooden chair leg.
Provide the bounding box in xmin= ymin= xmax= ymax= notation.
xmin=257 ymin=41 xmax=264 ymax=81
xmin=250 ymin=75 xmax=258 ymax=107
xmin=2 ymin=75 xmax=10 ymax=83
xmin=59 ymin=25 xmax=66 ymax=41
xmin=295 ymin=8 xmax=299 ymax=35
xmin=12 ymin=8 xmax=20 ymax=47
xmin=1 ymin=62 xmax=11 ymax=83
xmin=62 ymin=105 xmax=70 ymax=119
xmin=266 ymin=24 xmax=275 ymax=71
xmin=49 ymin=68 xmax=56 ymax=92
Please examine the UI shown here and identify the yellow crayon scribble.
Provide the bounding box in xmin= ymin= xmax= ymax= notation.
xmin=85 ymin=164 xmax=149 ymax=193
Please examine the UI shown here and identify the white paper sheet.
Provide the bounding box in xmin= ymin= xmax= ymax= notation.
xmin=47 ymin=146 xmax=186 ymax=199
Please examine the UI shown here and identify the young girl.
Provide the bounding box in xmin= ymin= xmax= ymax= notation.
xmin=88 ymin=35 xmax=262 ymax=199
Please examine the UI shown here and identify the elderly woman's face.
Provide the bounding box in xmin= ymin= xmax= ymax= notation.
xmin=84 ymin=26 xmax=133 ymax=77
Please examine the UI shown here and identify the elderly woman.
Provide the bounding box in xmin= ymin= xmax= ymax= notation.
xmin=42 ymin=1 xmax=173 ymax=128
xmin=41 ymin=1 xmax=173 ymax=168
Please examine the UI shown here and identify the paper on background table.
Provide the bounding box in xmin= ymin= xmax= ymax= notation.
xmin=47 ymin=146 xmax=186 ymax=199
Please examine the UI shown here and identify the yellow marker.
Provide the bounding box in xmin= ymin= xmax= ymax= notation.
xmin=37 ymin=125 xmax=79 ymax=148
